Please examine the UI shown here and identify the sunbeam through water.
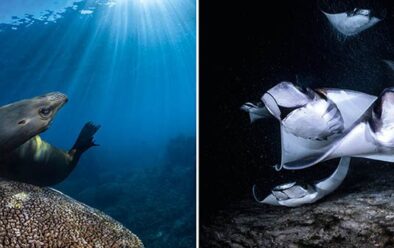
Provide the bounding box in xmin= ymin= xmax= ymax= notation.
xmin=0 ymin=0 xmax=196 ymax=247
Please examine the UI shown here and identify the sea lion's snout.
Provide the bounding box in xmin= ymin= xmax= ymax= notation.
xmin=19 ymin=92 xmax=69 ymax=130
xmin=45 ymin=92 xmax=68 ymax=105
xmin=41 ymin=92 xmax=68 ymax=115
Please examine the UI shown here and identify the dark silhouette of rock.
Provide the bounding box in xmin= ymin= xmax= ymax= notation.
xmin=0 ymin=179 xmax=143 ymax=247
xmin=201 ymin=160 xmax=394 ymax=247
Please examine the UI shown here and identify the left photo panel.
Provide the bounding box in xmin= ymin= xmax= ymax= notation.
xmin=0 ymin=0 xmax=196 ymax=247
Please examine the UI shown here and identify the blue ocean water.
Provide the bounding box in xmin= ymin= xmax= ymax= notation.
xmin=0 ymin=0 xmax=196 ymax=247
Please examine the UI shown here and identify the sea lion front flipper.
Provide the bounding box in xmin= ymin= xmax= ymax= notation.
xmin=71 ymin=122 xmax=101 ymax=153
xmin=241 ymin=102 xmax=272 ymax=123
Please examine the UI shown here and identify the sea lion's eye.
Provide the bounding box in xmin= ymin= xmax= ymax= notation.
xmin=39 ymin=107 xmax=52 ymax=117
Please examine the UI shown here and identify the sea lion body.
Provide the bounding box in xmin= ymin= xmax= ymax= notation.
xmin=0 ymin=136 xmax=72 ymax=186
xmin=0 ymin=93 xmax=100 ymax=186
xmin=0 ymin=122 xmax=100 ymax=186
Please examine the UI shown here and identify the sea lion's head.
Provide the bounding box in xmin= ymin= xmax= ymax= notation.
xmin=0 ymin=92 xmax=68 ymax=152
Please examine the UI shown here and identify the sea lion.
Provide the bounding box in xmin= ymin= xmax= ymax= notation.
xmin=0 ymin=92 xmax=67 ymax=153
xmin=0 ymin=93 xmax=100 ymax=186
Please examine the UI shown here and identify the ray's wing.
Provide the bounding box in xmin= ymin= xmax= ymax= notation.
xmin=280 ymin=89 xmax=377 ymax=170
xmin=280 ymin=125 xmax=337 ymax=169
xmin=323 ymin=89 xmax=377 ymax=129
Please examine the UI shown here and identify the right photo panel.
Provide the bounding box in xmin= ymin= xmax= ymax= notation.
xmin=200 ymin=0 xmax=394 ymax=247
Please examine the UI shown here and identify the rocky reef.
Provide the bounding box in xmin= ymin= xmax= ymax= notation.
xmin=201 ymin=160 xmax=394 ymax=248
xmin=0 ymin=179 xmax=143 ymax=247
xmin=57 ymin=135 xmax=196 ymax=248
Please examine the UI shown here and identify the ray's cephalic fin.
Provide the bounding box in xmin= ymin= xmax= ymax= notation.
xmin=241 ymin=102 xmax=272 ymax=123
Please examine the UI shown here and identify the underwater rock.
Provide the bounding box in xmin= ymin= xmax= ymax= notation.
xmin=56 ymin=135 xmax=196 ymax=248
xmin=0 ymin=179 xmax=143 ymax=248
xmin=201 ymin=161 xmax=394 ymax=248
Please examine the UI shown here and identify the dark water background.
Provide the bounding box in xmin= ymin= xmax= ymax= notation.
xmin=200 ymin=0 xmax=394 ymax=227
xmin=0 ymin=1 xmax=196 ymax=247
